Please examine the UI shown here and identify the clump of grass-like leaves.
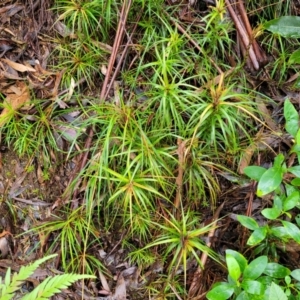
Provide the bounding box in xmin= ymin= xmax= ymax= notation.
xmin=32 ymin=208 xmax=103 ymax=274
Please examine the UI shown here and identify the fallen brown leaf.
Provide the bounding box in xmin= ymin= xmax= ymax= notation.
xmin=1 ymin=58 xmax=36 ymax=72
xmin=0 ymin=81 xmax=31 ymax=127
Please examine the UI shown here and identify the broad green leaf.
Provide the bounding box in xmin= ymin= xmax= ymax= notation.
xmin=297 ymin=128 xmax=300 ymax=145
xmin=261 ymin=207 xmax=281 ymax=220
xmin=284 ymin=99 xmax=299 ymax=137
xmin=237 ymin=215 xmax=259 ymax=230
xmin=288 ymin=166 xmax=300 ymax=177
xmin=291 ymin=269 xmax=300 ymax=281
xmin=273 ymin=195 xmax=283 ymax=211
xmin=225 ymin=250 xmax=248 ymax=273
xmin=236 ymin=291 xmax=251 ymax=300
xmin=282 ymin=220 xmax=300 ymax=243
xmin=243 ymin=166 xmax=267 ymax=181
xmin=285 ymin=184 xmax=298 ymax=197
xmin=257 ymin=167 xmax=283 ymax=197
xmin=288 ymin=50 xmax=300 ymax=65
xmin=247 ymin=226 xmax=267 ymax=246
xmin=257 ymin=275 xmax=273 ymax=286
xmin=243 ymin=256 xmax=268 ymax=280
xmin=226 ymin=254 xmax=241 ymax=282
xmin=206 ymin=283 xmax=234 ymax=300
xmin=273 ymin=154 xmax=285 ymax=169
xmin=268 ymin=282 xmax=287 ymax=300
xmin=263 ymin=16 xmax=300 ymax=38
xmin=296 ymin=215 xmax=300 ymax=227
xmin=283 ymin=191 xmax=300 ymax=211
xmin=241 ymin=280 xmax=264 ymax=295
xmin=264 ymin=263 xmax=290 ymax=278
xmin=253 ymin=243 xmax=268 ymax=256
xmin=270 ymin=226 xmax=289 ymax=239
xmin=291 ymin=178 xmax=300 ymax=186
xmin=291 ymin=145 xmax=300 ymax=167
xmin=285 ymin=275 xmax=291 ymax=285
xmin=291 ymin=144 xmax=300 ymax=154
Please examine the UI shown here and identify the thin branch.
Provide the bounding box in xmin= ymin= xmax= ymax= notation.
xmin=188 ymin=202 xmax=224 ymax=298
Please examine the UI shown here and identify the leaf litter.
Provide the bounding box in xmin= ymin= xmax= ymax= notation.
xmin=0 ymin=0 xmax=300 ymax=299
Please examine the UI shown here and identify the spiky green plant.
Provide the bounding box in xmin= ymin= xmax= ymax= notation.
xmin=187 ymin=74 xmax=260 ymax=154
xmin=51 ymin=39 xmax=106 ymax=87
xmin=54 ymin=0 xmax=117 ymax=39
xmin=32 ymin=207 xmax=102 ymax=273
xmin=131 ymin=208 xmax=220 ymax=288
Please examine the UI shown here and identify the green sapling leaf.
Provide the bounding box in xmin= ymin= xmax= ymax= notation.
xmin=235 ymin=291 xmax=251 ymax=300
xmin=291 ymin=178 xmax=300 ymax=186
xmin=291 ymin=269 xmax=300 ymax=281
xmin=273 ymin=195 xmax=283 ymax=210
xmin=261 ymin=207 xmax=281 ymax=220
xmin=283 ymin=191 xmax=300 ymax=211
xmin=296 ymin=128 xmax=300 ymax=145
xmin=225 ymin=250 xmax=248 ymax=273
xmin=284 ymin=99 xmax=299 ymax=138
xmin=291 ymin=143 xmax=300 ymax=165
xmin=264 ymin=263 xmax=290 ymax=278
xmin=288 ymin=50 xmax=300 ymax=65
xmin=296 ymin=215 xmax=300 ymax=227
xmin=247 ymin=226 xmax=267 ymax=246
xmin=237 ymin=215 xmax=259 ymax=230
xmin=270 ymin=226 xmax=289 ymax=239
xmin=288 ymin=166 xmax=300 ymax=177
xmin=241 ymin=280 xmax=264 ymax=295
xmin=243 ymin=256 xmax=268 ymax=280
xmin=282 ymin=220 xmax=300 ymax=243
xmin=268 ymin=282 xmax=287 ymax=300
xmin=243 ymin=166 xmax=267 ymax=181
xmin=206 ymin=282 xmax=235 ymax=300
xmin=273 ymin=154 xmax=285 ymax=169
xmin=226 ymin=253 xmax=241 ymax=282
xmin=263 ymin=16 xmax=300 ymax=38
xmin=285 ymin=275 xmax=291 ymax=285
xmin=257 ymin=167 xmax=283 ymax=197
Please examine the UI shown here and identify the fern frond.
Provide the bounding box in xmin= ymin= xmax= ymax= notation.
xmin=22 ymin=274 xmax=95 ymax=300
xmin=0 ymin=254 xmax=58 ymax=300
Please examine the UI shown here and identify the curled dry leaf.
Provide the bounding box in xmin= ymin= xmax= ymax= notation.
xmin=0 ymin=81 xmax=31 ymax=127
xmin=0 ymin=236 xmax=9 ymax=258
xmin=113 ymin=274 xmax=127 ymax=300
xmin=1 ymin=58 xmax=36 ymax=72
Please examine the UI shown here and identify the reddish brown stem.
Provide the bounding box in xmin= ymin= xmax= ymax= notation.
xmin=225 ymin=0 xmax=259 ymax=70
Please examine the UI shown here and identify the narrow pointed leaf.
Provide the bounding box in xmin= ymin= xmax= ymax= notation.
xmin=284 ymin=99 xmax=299 ymax=137
xmin=226 ymin=253 xmax=241 ymax=282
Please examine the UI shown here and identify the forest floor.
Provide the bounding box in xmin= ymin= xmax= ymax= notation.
xmin=1 ymin=0 xmax=300 ymax=299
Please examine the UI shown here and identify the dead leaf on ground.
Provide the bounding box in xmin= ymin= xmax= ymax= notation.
xmin=1 ymin=58 xmax=36 ymax=72
xmin=0 ymin=236 xmax=9 ymax=258
xmin=113 ymin=274 xmax=127 ymax=300
xmin=0 ymin=81 xmax=31 ymax=127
